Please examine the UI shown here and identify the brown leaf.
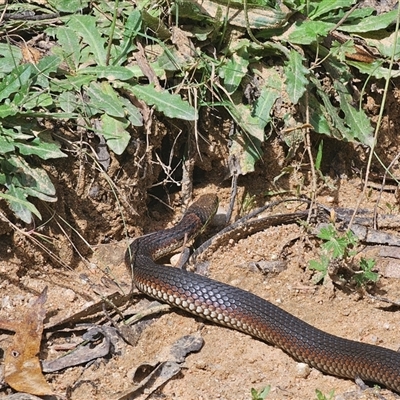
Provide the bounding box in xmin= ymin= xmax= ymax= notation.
xmin=3 ymin=287 xmax=53 ymax=396
xmin=20 ymin=43 xmax=42 ymax=64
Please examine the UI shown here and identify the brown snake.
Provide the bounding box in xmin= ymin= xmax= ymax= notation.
xmin=125 ymin=194 xmax=400 ymax=393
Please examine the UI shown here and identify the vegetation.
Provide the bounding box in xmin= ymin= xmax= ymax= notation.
xmin=315 ymin=388 xmax=335 ymax=400
xmin=309 ymin=223 xmax=379 ymax=286
xmin=251 ymin=385 xmax=271 ymax=400
xmin=0 ymin=1 xmax=399 ymax=223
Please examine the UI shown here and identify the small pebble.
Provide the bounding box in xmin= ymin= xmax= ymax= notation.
xmin=295 ymin=363 xmax=310 ymax=378
xmin=64 ymin=289 xmax=77 ymax=302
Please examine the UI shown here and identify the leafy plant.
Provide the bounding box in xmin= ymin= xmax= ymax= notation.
xmin=354 ymin=258 xmax=379 ymax=286
xmin=309 ymin=224 xmax=378 ymax=286
xmin=315 ymin=388 xmax=335 ymax=400
xmin=0 ymin=3 xmax=198 ymax=222
xmin=0 ymin=0 xmax=399 ymax=223
xmin=251 ymin=385 xmax=271 ymax=400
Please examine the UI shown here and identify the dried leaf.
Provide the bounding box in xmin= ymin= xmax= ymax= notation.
xmin=1 ymin=288 xmax=53 ymax=396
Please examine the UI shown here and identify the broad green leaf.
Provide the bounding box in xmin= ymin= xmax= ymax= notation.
xmin=284 ymin=50 xmax=309 ymax=104
xmin=347 ymin=60 xmax=400 ymax=80
xmin=48 ymin=0 xmax=89 ymax=13
xmin=55 ymin=27 xmax=81 ymax=70
xmin=120 ymin=97 xmax=143 ymax=127
xmin=364 ymin=31 xmax=400 ymax=60
xmin=0 ymin=135 xmax=15 ymax=154
xmin=15 ymin=137 xmax=66 ymax=160
xmin=308 ymin=93 xmax=331 ymax=135
xmin=86 ymin=81 xmax=125 ymax=118
xmin=34 ymin=55 xmax=61 ymax=88
xmin=330 ymin=40 xmax=356 ymax=63
xmin=220 ymin=48 xmax=249 ymax=95
xmin=310 ymin=0 xmax=356 ymax=20
xmin=7 ymin=155 xmax=57 ymax=202
xmin=0 ymin=188 xmax=41 ymax=223
xmin=227 ymin=103 xmax=264 ymax=175
xmin=253 ymin=70 xmax=282 ymax=130
xmin=0 ymin=43 xmax=22 ymax=76
xmin=68 ymin=15 xmax=107 ymax=65
xmin=58 ymin=91 xmax=78 ymax=113
xmin=339 ymin=10 xmax=398 ymax=33
xmin=334 ymin=81 xmax=374 ymax=146
xmin=1 ymin=127 xmax=34 ymax=141
xmin=0 ymin=103 xmax=18 ymax=118
xmin=99 ymin=114 xmax=130 ymax=155
xmin=79 ymin=66 xmax=135 ymax=81
xmin=51 ymin=75 xmax=96 ymax=91
xmin=0 ymin=64 xmax=32 ymax=102
xmin=130 ymin=84 xmax=198 ymax=121
xmin=114 ymin=10 xmax=141 ymax=65
xmin=23 ymin=93 xmax=54 ymax=110
xmin=309 ymin=76 xmax=348 ymax=139
xmin=23 ymin=185 xmax=57 ymax=202
xmin=288 ymin=20 xmax=335 ymax=45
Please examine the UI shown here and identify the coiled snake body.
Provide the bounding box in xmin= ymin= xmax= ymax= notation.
xmin=125 ymin=194 xmax=400 ymax=393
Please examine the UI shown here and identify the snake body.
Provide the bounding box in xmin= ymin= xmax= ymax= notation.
xmin=125 ymin=194 xmax=400 ymax=393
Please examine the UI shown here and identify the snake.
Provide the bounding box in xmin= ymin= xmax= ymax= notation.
xmin=125 ymin=194 xmax=400 ymax=393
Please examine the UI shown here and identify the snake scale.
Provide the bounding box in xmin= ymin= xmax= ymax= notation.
xmin=125 ymin=194 xmax=400 ymax=393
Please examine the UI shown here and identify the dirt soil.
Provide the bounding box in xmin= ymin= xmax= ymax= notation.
xmin=1 ymin=91 xmax=400 ymax=400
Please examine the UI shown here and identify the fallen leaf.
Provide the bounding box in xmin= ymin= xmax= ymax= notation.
xmin=0 ymin=287 xmax=53 ymax=396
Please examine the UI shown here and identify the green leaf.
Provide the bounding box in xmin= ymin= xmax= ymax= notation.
xmin=308 ymin=93 xmax=332 ymax=135
xmin=309 ymin=75 xmax=351 ymax=140
xmin=99 ymin=114 xmax=130 ymax=155
xmin=309 ymin=259 xmax=328 ymax=272
xmin=339 ymin=10 xmax=398 ymax=33
xmin=330 ymin=40 xmax=356 ymax=63
xmin=364 ymin=30 xmax=400 ymax=59
xmin=227 ymin=103 xmax=264 ymax=175
xmin=0 ymin=103 xmax=18 ymax=118
xmin=284 ymin=50 xmax=309 ymax=104
xmin=310 ymin=0 xmax=357 ymax=20
xmin=23 ymin=93 xmax=54 ymax=110
xmin=315 ymin=140 xmax=323 ymax=171
xmin=130 ymin=84 xmax=198 ymax=121
xmin=48 ymin=0 xmax=89 ymax=13
xmin=86 ymin=81 xmax=125 ymax=118
xmin=120 ymin=97 xmax=143 ymax=127
xmin=347 ymin=60 xmax=400 ymax=80
xmin=0 ymin=64 xmax=32 ymax=102
xmin=0 ymin=43 xmax=23 ymax=76
xmin=0 ymin=135 xmax=15 ymax=154
xmin=317 ymin=224 xmax=336 ymax=241
xmin=68 ymin=15 xmax=107 ymax=65
xmin=34 ymin=55 xmax=61 ymax=88
xmin=58 ymin=91 xmax=78 ymax=113
xmin=220 ymin=48 xmax=249 ymax=95
xmin=319 ymin=227 xmax=357 ymax=259
xmin=54 ymin=27 xmax=81 ymax=70
xmin=15 ymin=137 xmax=67 ymax=160
xmin=334 ymin=81 xmax=374 ymax=146
xmin=288 ymin=20 xmax=335 ymax=45
xmin=51 ymin=75 xmax=96 ymax=91
xmin=114 ymin=10 xmax=141 ymax=64
xmin=0 ymin=187 xmax=41 ymax=223
xmin=78 ymin=66 xmax=135 ymax=81
xmin=8 ymin=156 xmax=57 ymax=198
xmin=253 ymin=70 xmax=282 ymax=130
